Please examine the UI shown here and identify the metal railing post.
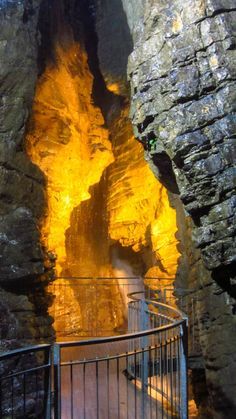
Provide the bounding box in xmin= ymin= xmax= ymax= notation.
xmin=53 ymin=344 xmax=61 ymax=419
xmin=140 ymin=300 xmax=149 ymax=418
xmin=45 ymin=347 xmax=52 ymax=419
xmin=180 ymin=320 xmax=188 ymax=419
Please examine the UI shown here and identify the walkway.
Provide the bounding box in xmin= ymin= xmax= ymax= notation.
xmin=0 ymin=290 xmax=188 ymax=419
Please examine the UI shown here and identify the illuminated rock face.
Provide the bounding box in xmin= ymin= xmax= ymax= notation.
xmin=26 ymin=42 xmax=114 ymax=273
xmin=26 ymin=37 xmax=180 ymax=281
xmin=107 ymin=106 xmax=180 ymax=286
xmin=26 ymin=28 xmax=180 ymax=337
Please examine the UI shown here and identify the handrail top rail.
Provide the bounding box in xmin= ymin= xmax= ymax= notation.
xmin=0 ymin=343 xmax=51 ymax=361
xmin=128 ymin=292 xmax=188 ymax=320
xmin=0 ymin=295 xmax=188 ymax=358
xmin=57 ymin=318 xmax=187 ymax=348
xmin=58 ymin=296 xmax=187 ymax=348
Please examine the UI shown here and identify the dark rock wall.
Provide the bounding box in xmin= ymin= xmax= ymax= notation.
xmin=0 ymin=0 xmax=54 ymax=352
xmin=95 ymin=0 xmax=133 ymax=94
xmin=127 ymin=0 xmax=236 ymax=274
xmin=0 ymin=0 xmax=45 ymax=282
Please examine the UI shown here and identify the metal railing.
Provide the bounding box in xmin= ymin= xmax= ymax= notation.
xmin=53 ymin=293 xmax=188 ymax=419
xmin=0 ymin=345 xmax=51 ymax=419
xmin=46 ymin=276 xmax=174 ymax=338
xmin=160 ymin=288 xmax=201 ymax=358
xmin=0 ymin=281 xmax=188 ymax=419
xmin=47 ymin=277 xmax=199 ymax=357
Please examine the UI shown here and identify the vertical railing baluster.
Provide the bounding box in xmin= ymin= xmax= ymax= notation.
xmin=166 ymin=340 xmax=169 ymax=419
xmin=180 ymin=321 xmax=188 ymax=419
xmin=155 ymin=344 xmax=158 ymax=419
xmin=134 ymin=349 xmax=137 ymax=418
xmin=107 ymin=358 xmax=110 ymax=419
xmin=125 ymin=353 xmax=128 ymax=419
xmin=23 ymin=372 xmax=26 ymax=416
xmin=35 ymin=369 xmax=38 ymax=414
xmin=11 ymin=376 xmax=14 ymax=419
xmin=83 ymin=362 xmax=86 ymax=419
xmin=44 ymin=347 xmax=52 ymax=419
xmin=160 ymin=342 xmax=164 ymax=419
xmin=70 ymin=363 xmax=73 ymax=419
xmin=117 ymin=357 xmax=120 ymax=419
xmin=170 ymin=339 xmax=173 ymax=417
xmin=53 ymin=344 xmax=61 ymax=419
xmin=174 ymin=336 xmax=177 ymax=417
xmin=0 ymin=378 xmax=2 ymax=419
xmin=177 ymin=332 xmax=181 ymax=417
xmin=149 ymin=346 xmax=152 ymax=419
xmin=96 ymin=360 xmax=99 ymax=419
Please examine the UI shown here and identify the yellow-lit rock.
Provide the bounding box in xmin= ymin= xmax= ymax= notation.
xmin=107 ymin=106 xmax=180 ymax=284
xmin=26 ymin=42 xmax=114 ymax=273
xmin=26 ymin=35 xmax=180 ymax=338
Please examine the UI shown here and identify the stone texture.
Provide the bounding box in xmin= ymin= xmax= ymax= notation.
xmin=120 ymin=0 xmax=236 ymax=416
xmin=0 ymin=286 xmax=54 ymax=418
xmin=0 ymin=287 xmax=53 ymax=352
xmin=127 ymin=1 xmax=236 ymax=274
xmin=0 ymin=0 xmax=55 ymax=366
xmin=0 ymin=0 xmax=45 ymax=282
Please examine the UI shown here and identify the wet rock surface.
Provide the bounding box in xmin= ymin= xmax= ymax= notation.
xmin=127 ymin=0 xmax=236 ymax=273
xmin=0 ymin=0 xmax=53 ymax=369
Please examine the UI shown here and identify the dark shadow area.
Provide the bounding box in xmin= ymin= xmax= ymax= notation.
xmin=212 ymin=262 xmax=236 ymax=303
xmin=66 ymin=0 xmax=128 ymax=122
xmin=190 ymin=369 xmax=213 ymax=418
xmin=152 ymin=152 xmax=180 ymax=194
xmin=37 ymin=0 xmax=59 ymax=74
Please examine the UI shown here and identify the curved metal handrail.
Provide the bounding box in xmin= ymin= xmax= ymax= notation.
xmin=127 ymin=291 xmax=188 ymax=321
xmin=58 ymin=318 xmax=186 ymax=348
xmin=0 ymin=291 xmax=188 ymax=419
xmin=0 ymin=343 xmax=51 ymax=360
xmin=58 ymin=294 xmax=187 ymax=348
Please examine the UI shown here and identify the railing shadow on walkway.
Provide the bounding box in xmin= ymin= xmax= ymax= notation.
xmin=0 ymin=278 xmax=188 ymax=419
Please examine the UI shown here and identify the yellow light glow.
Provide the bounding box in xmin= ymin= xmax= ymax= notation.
xmin=26 ymin=34 xmax=180 ymax=338
xmin=107 ymin=106 xmax=180 ymax=285
xmin=26 ymin=42 xmax=114 ymax=273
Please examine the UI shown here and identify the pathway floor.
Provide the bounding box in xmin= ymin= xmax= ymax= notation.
xmin=60 ymin=342 xmax=175 ymax=419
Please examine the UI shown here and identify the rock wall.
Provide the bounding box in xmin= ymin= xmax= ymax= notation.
xmin=128 ymin=0 xmax=236 ymax=275
xmin=0 ymin=0 xmax=54 ymax=351
xmin=0 ymin=0 xmax=45 ymax=282
xmin=0 ymin=0 xmax=235 ymax=415
xmin=95 ymin=0 xmax=236 ymax=415
xmin=119 ymin=0 xmax=236 ymax=416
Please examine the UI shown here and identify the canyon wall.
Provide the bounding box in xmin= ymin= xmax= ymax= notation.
xmin=95 ymin=0 xmax=236 ymax=416
xmin=0 ymin=0 xmax=45 ymax=282
xmin=0 ymin=0 xmax=54 ymax=352
xmin=122 ymin=0 xmax=236 ymax=416
xmin=0 ymin=0 xmax=235 ymax=416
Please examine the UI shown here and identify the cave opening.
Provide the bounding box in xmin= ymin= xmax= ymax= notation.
xmin=25 ymin=0 xmax=180 ymax=339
